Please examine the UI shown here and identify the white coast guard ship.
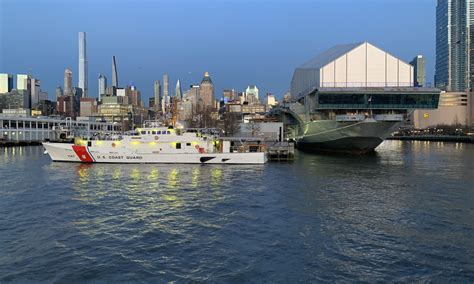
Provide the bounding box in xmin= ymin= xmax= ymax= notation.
xmin=42 ymin=124 xmax=267 ymax=164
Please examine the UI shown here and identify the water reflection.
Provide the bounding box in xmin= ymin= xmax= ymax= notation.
xmin=167 ymin=168 xmax=179 ymax=188
xmin=192 ymin=167 xmax=200 ymax=187
xmin=147 ymin=168 xmax=159 ymax=182
xmin=0 ymin=146 xmax=42 ymax=164
xmin=67 ymin=162 xmax=250 ymax=241
xmin=211 ymin=167 xmax=223 ymax=186
xmin=76 ymin=163 xmax=91 ymax=179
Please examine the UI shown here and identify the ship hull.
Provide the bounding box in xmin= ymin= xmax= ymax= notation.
xmin=43 ymin=143 xmax=267 ymax=164
xmin=295 ymin=120 xmax=401 ymax=154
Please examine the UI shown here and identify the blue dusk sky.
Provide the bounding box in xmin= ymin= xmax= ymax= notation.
xmin=1 ymin=0 xmax=435 ymax=101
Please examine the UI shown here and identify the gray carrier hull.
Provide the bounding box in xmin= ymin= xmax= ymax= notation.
xmin=295 ymin=120 xmax=401 ymax=154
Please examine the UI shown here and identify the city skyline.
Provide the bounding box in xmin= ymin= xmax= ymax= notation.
xmin=0 ymin=0 xmax=435 ymax=101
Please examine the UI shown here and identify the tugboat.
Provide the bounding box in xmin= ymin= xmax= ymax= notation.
xmin=43 ymin=122 xmax=267 ymax=164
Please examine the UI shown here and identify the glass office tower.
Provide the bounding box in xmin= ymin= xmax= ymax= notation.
xmin=435 ymin=0 xmax=474 ymax=91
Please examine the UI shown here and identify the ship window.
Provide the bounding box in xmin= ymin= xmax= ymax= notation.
xmin=186 ymin=143 xmax=191 ymax=146
xmin=152 ymin=131 xmax=156 ymax=135
xmin=176 ymin=142 xmax=181 ymax=149
xmin=140 ymin=131 xmax=146 ymax=135
xmin=157 ymin=131 xmax=161 ymax=134
xmin=167 ymin=131 xmax=171 ymax=134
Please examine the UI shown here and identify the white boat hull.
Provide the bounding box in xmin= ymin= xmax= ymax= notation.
xmin=42 ymin=142 xmax=267 ymax=164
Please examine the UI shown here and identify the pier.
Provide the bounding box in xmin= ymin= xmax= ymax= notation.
xmin=222 ymin=136 xmax=295 ymax=162
xmin=0 ymin=116 xmax=121 ymax=146
xmin=266 ymin=142 xmax=295 ymax=161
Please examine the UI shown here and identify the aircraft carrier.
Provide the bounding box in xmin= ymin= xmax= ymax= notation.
xmin=271 ymin=42 xmax=440 ymax=153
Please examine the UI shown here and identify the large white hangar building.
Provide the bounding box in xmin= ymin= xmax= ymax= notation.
xmin=290 ymin=41 xmax=414 ymax=99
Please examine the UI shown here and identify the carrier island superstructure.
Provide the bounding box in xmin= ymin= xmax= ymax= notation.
xmin=271 ymin=42 xmax=440 ymax=153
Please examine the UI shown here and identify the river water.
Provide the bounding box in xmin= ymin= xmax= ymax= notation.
xmin=0 ymin=140 xmax=473 ymax=282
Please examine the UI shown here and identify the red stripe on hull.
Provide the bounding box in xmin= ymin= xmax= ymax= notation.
xmin=72 ymin=145 xmax=94 ymax=162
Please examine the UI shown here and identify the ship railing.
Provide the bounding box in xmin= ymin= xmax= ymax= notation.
xmin=77 ymin=132 xmax=124 ymax=141
xmin=186 ymin=128 xmax=222 ymax=138
xmin=143 ymin=120 xmax=164 ymax=128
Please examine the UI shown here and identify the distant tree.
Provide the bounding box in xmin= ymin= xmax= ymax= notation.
xmin=222 ymin=112 xmax=240 ymax=136
xmin=186 ymin=102 xmax=217 ymax=129
xmin=246 ymin=122 xmax=261 ymax=137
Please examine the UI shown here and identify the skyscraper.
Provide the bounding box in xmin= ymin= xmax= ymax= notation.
xmin=468 ymin=1 xmax=474 ymax=90
xmin=98 ymin=73 xmax=107 ymax=101
xmin=30 ymin=78 xmax=41 ymax=106
xmin=112 ymin=56 xmax=119 ymax=87
xmin=154 ymin=80 xmax=162 ymax=111
xmin=16 ymin=74 xmax=30 ymax=91
xmin=72 ymin=87 xmax=83 ymax=116
xmin=0 ymin=74 xmax=13 ymax=93
xmin=55 ymin=86 xmax=63 ymax=100
xmin=15 ymin=74 xmax=32 ymax=109
xmin=163 ymin=74 xmax=169 ymax=113
xmin=199 ymin=72 xmax=215 ymax=108
xmin=266 ymin=93 xmax=278 ymax=111
xmin=435 ymin=0 xmax=474 ymax=91
xmin=185 ymin=85 xmax=201 ymax=106
xmin=149 ymin=97 xmax=155 ymax=108
xmin=130 ymin=89 xmax=141 ymax=107
xmin=222 ymin=89 xmax=237 ymax=101
xmin=64 ymin=69 xmax=73 ymax=97
xmin=245 ymin=85 xmax=259 ymax=103
xmin=175 ymin=79 xmax=182 ymax=100
xmin=78 ymin=32 xmax=88 ymax=97
xmin=410 ymin=55 xmax=426 ymax=87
